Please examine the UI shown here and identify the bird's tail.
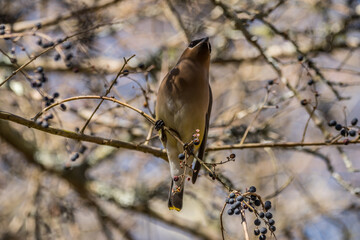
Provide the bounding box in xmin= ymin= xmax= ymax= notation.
xmin=168 ymin=178 xmax=184 ymax=211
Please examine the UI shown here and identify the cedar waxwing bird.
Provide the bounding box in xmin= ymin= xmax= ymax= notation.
xmin=155 ymin=37 xmax=212 ymax=211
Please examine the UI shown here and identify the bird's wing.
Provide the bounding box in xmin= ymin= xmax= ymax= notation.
xmin=192 ymin=84 xmax=212 ymax=184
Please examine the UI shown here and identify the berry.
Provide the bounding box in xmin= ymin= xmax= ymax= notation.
xmin=265 ymin=212 xmax=273 ymax=219
xmin=259 ymin=235 xmax=266 ymax=240
xmin=351 ymin=118 xmax=358 ymax=126
xmin=254 ymin=218 xmax=261 ymax=226
xmin=0 ymin=30 xmax=5 ymax=35
xmin=123 ymin=69 xmax=129 ymax=76
xmin=230 ymin=153 xmax=236 ymax=159
xmin=0 ymin=24 xmax=5 ymax=30
xmin=45 ymin=113 xmax=54 ymax=120
xmin=267 ymin=79 xmax=274 ymax=85
xmin=227 ymin=209 xmax=234 ymax=215
xmin=268 ymin=219 xmax=275 ymax=226
xmin=307 ymin=79 xmax=314 ymax=85
xmin=300 ymin=99 xmax=307 ymax=106
xmin=60 ymin=103 xmax=67 ymax=110
xmin=229 ymin=192 xmax=236 ymax=198
xmin=249 ymin=186 xmax=256 ymax=193
xmin=229 ymin=198 xmax=235 ymax=204
xmin=37 ymin=66 xmax=43 ymax=73
xmin=53 ymin=92 xmax=60 ymax=98
xmin=41 ymin=121 xmax=49 ymax=128
xmin=297 ymin=55 xmax=304 ymax=61
xmin=178 ymin=153 xmax=185 ymax=160
xmin=138 ymin=63 xmax=145 ymax=69
xmin=349 ymin=130 xmax=356 ymax=137
xmin=264 ymin=201 xmax=272 ymax=210
xmin=236 ymin=196 xmax=244 ymax=202
xmin=54 ymin=53 xmax=61 ymax=61
xmin=251 ymin=195 xmax=257 ymax=201
xmin=35 ymin=22 xmax=42 ymax=29
xmin=254 ymin=199 xmax=261 ymax=206
xmin=66 ymin=53 xmax=73 ymax=61
xmin=63 ymin=42 xmax=72 ymax=49
xmin=328 ymin=120 xmax=336 ymax=127
xmin=254 ymin=229 xmax=260 ymax=236
xmin=79 ymin=145 xmax=87 ymax=154
xmin=234 ymin=208 xmax=241 ymax=215
xmin=70 ymin=152 xmax=79 ymax=161
xmin=173 ymin=176 xmax=179 ymax=182
xmin=259 ymin=212 xmax=265 ymax=218
xmin=269 ymin=226 xmax=276 ymax=232
xmin=234 ymin=201 xmax=241 ymax=208
xmin=193 ymin=138 xmax=200 ymax=145
xmin=225 ymin=198 xmax=229 ymax=204
xmin=335 ymin=124 xmax=342 ymax=131
xmin=340 ymin=128 xmax=348 ymax=137
xmin=260 ymin=227 xmax=267 ymax=234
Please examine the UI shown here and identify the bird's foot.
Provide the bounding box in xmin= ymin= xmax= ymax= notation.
xmin=155 ymin=119 xmax=165 ymax=131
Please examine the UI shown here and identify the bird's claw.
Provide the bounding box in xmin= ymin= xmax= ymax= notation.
xmin=155 ymin=119 xmax=165 ymax=131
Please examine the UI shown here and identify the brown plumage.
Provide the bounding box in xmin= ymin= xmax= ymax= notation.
xmin=155 ymin=37 xmax=212 ymax=211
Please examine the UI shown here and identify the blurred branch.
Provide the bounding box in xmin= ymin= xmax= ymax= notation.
xmin=0 ymin=111 xmax=167 ymax=159
xmin=12 ymin=0 xmax=124 ymax=32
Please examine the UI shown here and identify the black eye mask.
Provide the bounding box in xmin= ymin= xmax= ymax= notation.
xmin=188 ymin=38 xmax=211 ymax=53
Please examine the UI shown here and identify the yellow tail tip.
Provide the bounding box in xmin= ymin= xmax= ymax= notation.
xmin=168 ymin=206 xmax=181 ymax=212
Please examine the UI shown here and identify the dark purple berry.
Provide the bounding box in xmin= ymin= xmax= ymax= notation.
xmin=254 ymin=218 xmax=261 ymax=226
xmin=79 ymin=145 xmax=87 ymax=154
xmin=340 ymin=128 xmax=348 ymax=137
xmin=229 ymin=198 xmax=235 ymax=204
xmin=259 ymin=212 xmax=265 ymax=218
xmin=251 ymin=195 xmax=257 ymax=201
xmin=297 ymin=55 xmax=304 ymax=61
xmin=335 ymin=124 xmax=342 ymax=131
xmin=227 ymin=209 xmax=234 ymax=215
xmin=254 ymin=199 xmax=261 ymax=206
xmin=0 ymin=24 xmax=5 ymax=30
xmin=300 ymin=99 xmax=307 ymax=106
xmin=63 ymin=42 xmax=72 ymax=49
xmin=249 ymin=186 xmax=256 ymax=193
xmin=35 ymin=22 xmax=42 ymax=29
xmin=70 ymin=152 xmax=79 ymax=161
xmin=236 ymin=196 xmax=244 ymax=202
xmin=37 ymin=66 xmax=43 ymax=73
xmin=264 ymin=201 xmax=272 ymax=210
xmin=234 ymin=208 xmax=241 ymax=215
xmin=123 ymin=69 xmax=129 ymax=76
xmin=54 ymin=53 xmax=61 ymax=61
xmin=41 ymin=121 xmax=49 ymax=128
xmin=60 ymin=103 xmax=67 ymax=111
xmin=351 ymin=118 xmax=358 ymax=126
xmin=254 ymin=229 xmax=260 ymax=236
xmin=53 ymin=92 xmax=60 ymax=98
xmin=259 ymin=235 xmax=266 ymax=240
xmin=328 ymin=120 xmax=336 ymax=127
xmin=229 ymin=192 xmax=235 ymax=198
xmin=307 ymin=79 xmax=314 ymax=85
xmin=260 ymin=227 xmax=267 ymax=234
xmin=173 ymin=176 xmax=179 ymax=182
xmin=66 ymin=53 xmax=73 ymax=61
xmin=269 ymin=226 xmax=276 ymax=232
xmin=265 ymin=212 xmax=273 ymax=219
xmin=268 ymin=219 xmax=275 ymax=226
xmin=138 ymin=63 xmax=145 ymax=69
xmin=178 ymin=153 xmax=185 ymax=160
xmin=267 ymin=79 xmax=274 ymax=85
xmin=349 ymin=130 xmax=356 ymax=137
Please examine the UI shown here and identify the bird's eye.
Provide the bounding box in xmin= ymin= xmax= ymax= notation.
xmin=188 ymin=39 xmax=202 ymax=48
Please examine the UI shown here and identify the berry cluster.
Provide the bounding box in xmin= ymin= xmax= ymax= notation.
xmin=328 ymin=117 xmax=359 ymax=143
xmin=225 ymin=186 xmax=276 ymax=240
xmin=70 ymin=145 xmax=87 ymax=162
xmin=35 ymin=113 xmax=54 ymax=128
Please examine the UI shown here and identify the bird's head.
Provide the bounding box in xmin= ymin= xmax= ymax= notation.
xmin=180 ymin=37 xmax=211 ymax=66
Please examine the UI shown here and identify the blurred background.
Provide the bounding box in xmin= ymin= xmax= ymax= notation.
xmin=0 ymin=0 xmax=360 ymax=239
